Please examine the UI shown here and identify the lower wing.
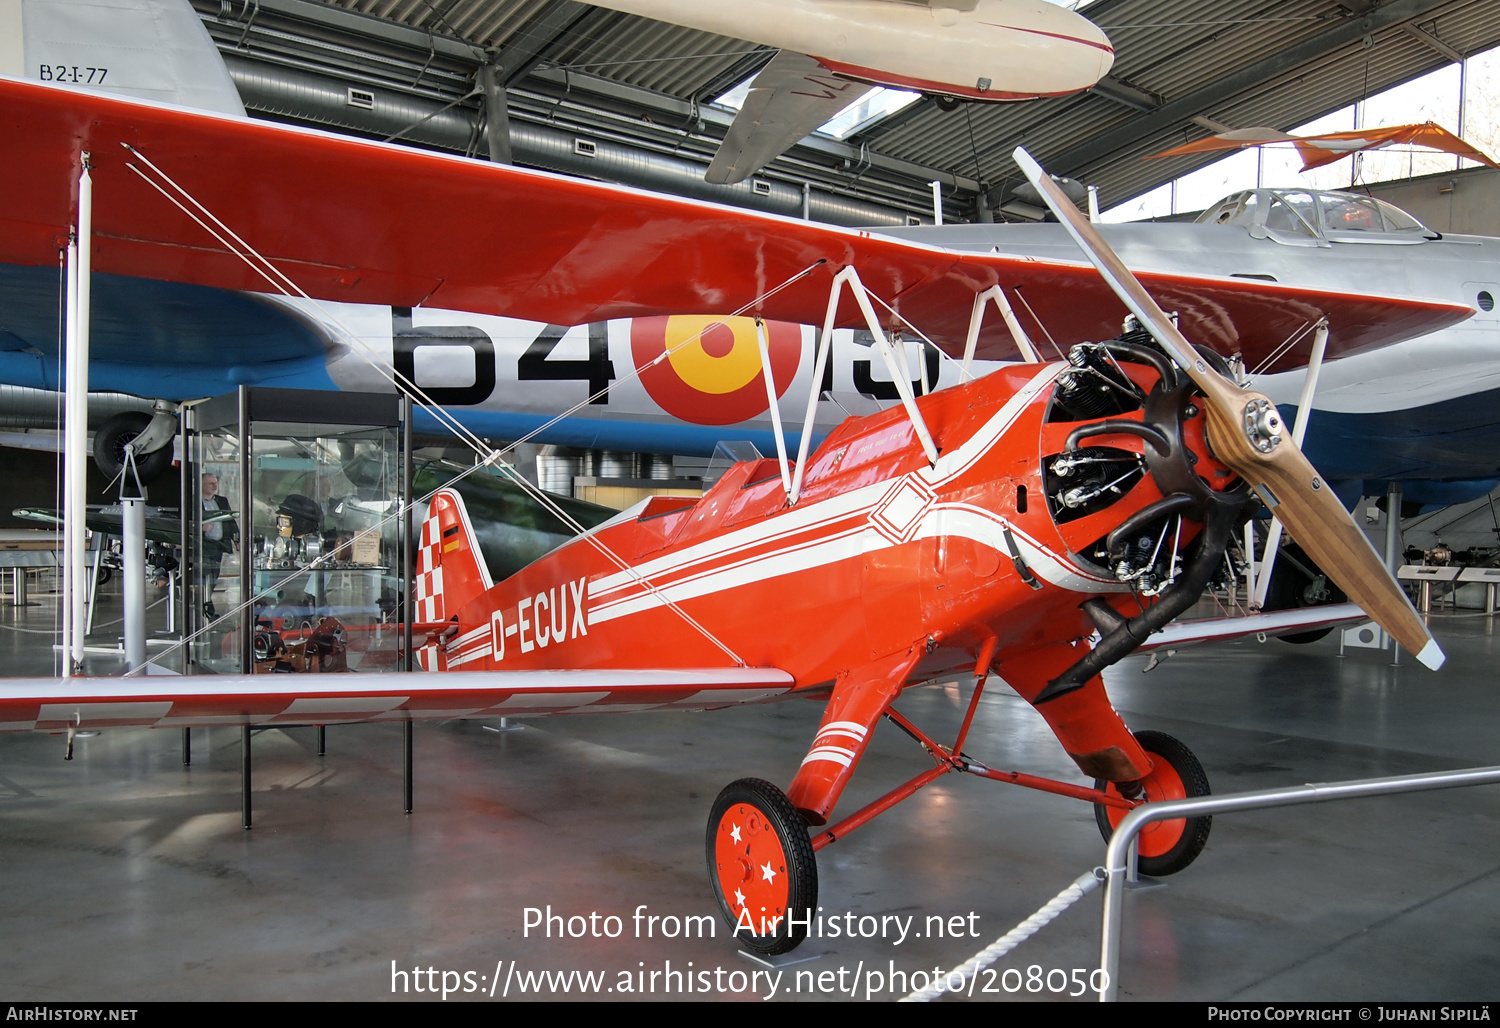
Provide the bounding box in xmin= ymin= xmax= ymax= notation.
xmin=1136 ymin=603 xmax=1371 ymax=652
xmin=0 ymin=668 xmax=797 ymax=732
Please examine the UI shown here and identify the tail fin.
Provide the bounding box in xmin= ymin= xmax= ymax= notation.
xmin=416 ymin=489 xmax=493 ymax=624
xmin=8 ymin=0 xmax=246 ymax=117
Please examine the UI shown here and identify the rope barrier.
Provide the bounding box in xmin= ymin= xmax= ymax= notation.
xmin=901 ymin=867 xmax=1105 ymax=1002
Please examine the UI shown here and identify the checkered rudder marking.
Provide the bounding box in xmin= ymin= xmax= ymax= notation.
xmin=415 ymin=508 xmax=445 ymax=623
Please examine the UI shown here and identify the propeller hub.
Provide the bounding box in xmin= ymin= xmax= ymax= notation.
xmin=1242 ymin=398 xmax=1284 ymax=454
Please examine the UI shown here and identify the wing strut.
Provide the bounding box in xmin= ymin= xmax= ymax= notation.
xmin=963 ymin=285 xmax=1041 ymax=371
xmin=1250 ymin=317 xmax=1328 ymax=610
xmin=753 ymin=318 xmax=794 ymax=496
xmin=789 ymin=266 xmax=938 ymax=505
xmin=62 ymin=154 xmax=92 ymax=677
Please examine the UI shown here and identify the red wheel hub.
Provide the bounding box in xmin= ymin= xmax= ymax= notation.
xmin=713 ymin=802 xmax=791 ymax=936
xmin=1102 ymin=754 xmax=1189 ymax=857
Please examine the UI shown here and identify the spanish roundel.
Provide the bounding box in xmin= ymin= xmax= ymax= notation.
xmin=632 ymin=316 xmax=802 ymax=426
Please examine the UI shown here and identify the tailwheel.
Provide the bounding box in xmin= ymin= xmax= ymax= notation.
xmin=1093 ymin=730 xmax=1211 ymax=876
xmin=706 ymin=778 xmax=817 ymax=956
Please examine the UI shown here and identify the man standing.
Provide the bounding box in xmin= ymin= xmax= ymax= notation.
xmin=200 ymin=473 xmax=239 ymax=619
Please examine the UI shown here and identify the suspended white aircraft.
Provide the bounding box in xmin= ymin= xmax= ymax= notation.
xmin=588 ymin=0 xmax=1114 ymax=184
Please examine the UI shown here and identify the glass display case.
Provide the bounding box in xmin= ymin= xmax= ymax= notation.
xmin=187 ymin=388 xmax=406 ymax=675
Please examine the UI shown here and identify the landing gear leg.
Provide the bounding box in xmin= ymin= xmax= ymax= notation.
xmin=706 ymin=778 xmax=818 ymax=956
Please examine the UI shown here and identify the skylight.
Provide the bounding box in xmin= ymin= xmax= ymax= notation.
xmin=712 ymin=76 xmax=921 ymax=139
xmin=819 ymin=88 xmax=921 ymax=139
xmin=714 ymin=78 xmax=752 ymax=112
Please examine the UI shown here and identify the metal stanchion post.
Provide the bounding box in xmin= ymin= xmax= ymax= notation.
xmin=403 ymin=720 xmax=413 ymax=814
xmin=241 ymin=724 xmax=252 ymax=830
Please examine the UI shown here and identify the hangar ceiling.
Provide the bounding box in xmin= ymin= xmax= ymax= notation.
xmin=192 ymin=0 xmax=1500 ymax=224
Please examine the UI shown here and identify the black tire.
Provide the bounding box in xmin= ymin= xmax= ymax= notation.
xmin=1094 ymin=730 xmax=1211 ymax=877
xmin=94 ymin=411 xmax=175 ymax=485
xmin=934 ymin=94 xmax=963 ymax=112
xmin=706 ymin=778 xmax=817 ymax=956
xmin=1263 ymin=542 xmax=1347 ymax=644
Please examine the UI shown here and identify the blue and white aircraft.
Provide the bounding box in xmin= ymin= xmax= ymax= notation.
xmin=889 ymin=190 xmax=1500 ymax=510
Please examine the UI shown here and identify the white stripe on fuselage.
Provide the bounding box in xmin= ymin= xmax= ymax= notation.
xmin=591 ymin=364 xmax=1061 ymax=599
xmin=585 ymin=365 xmax=1123 ymax=626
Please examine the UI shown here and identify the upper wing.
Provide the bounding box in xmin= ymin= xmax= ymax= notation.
xmin=706 ymin=51 xmax=872 ymax=185
xmin=0 ymin=668 xmax=798 ymax=731
xmin=0 ymin=78 xmax=1472 ymax=370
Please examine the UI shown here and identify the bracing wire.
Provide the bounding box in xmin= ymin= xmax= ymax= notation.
xmin=119 ymin=144 xmax=829 ymax=672
xmin=1007 ymin=288 xmax=1066 ymax=361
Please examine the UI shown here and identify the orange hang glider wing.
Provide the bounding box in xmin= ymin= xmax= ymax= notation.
xmin=1148 ymin=121 xmax=1499 ymax=173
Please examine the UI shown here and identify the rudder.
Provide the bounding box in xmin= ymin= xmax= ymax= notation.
xmin=415 ymin=488 xmax=493 ymax=626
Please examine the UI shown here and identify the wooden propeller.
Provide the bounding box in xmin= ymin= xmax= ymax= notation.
xmin=1012 ymin=147 xmax=1442 ymax=669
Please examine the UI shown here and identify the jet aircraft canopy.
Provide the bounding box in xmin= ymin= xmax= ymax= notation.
xmin=1196 ymin=189 xmax=1437 ymax=247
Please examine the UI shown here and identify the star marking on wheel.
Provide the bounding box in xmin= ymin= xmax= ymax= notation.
xmin=734 ymin=888 xmax=745 ymax=908
xmin=730 ymin=823 xmax=742 ymax=844
xmin=761 ymin=861 xmax=777 ymax=883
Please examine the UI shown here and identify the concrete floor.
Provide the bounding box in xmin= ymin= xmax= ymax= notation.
xmin=1 ymin=580 xmax=1498 ymax=1002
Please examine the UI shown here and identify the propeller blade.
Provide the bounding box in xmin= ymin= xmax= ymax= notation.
xmin=1012 ymin=147 xmax=1442 ymax=670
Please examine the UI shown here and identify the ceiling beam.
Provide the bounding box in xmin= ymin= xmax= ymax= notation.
xmin=1032 ymin=0 xmax=1457 ymax=187
xmin=1401 ymin=22 xmax=1466 ymax=63
xmin=190 ymin=0 xmax=482 ymax=62
xmin=496 ymin=1 xmax=596 ymax=85
xmin=1089 ymin=76 xmax=1160 ymax=113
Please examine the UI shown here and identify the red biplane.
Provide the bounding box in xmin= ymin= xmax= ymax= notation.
xmin=0 ymin=76 xmax=1467 ymax=955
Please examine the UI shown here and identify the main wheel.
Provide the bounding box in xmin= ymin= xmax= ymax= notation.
xmin=1093 ymin=730 xmax=1211 ymax=877
xmin=1263 ymin=542 xmax=1347 ymax=644
xmin=94 ymin=411 xmax=175 ymax=485
xmin=706 ymin=778 xmax=817 ymax=956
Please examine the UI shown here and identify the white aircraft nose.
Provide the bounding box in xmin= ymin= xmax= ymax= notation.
xmin=969 ymin=0 xmax=1115 ymax=94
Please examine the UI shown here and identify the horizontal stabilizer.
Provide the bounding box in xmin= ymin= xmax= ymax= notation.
xmin=0 ymin=667 xmax=798 ymax=730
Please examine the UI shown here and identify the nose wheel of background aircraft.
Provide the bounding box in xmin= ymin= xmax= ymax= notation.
xmin=706 ymin=778 xmax=817 ymax=956
xmin=1093 ymin=730 xmax=1212 ymax=877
